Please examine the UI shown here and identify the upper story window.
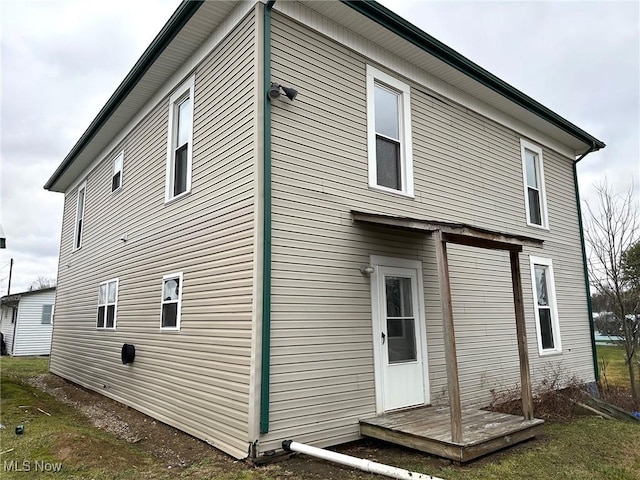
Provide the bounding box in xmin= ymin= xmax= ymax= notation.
xmin=529 ymin=256 xmax=561 ymax=355
xmin=73 ymin=181 xmax=87 ymax=250
xmin=97 ymin=279 xmax=118 ymax=329
xmin=520 ymin=139 xmax=548 ymax=228
xmin=41 ymin=304 xmax=53 ymax=325
xmin=165 ymin=75 xmax=195 ymax=202
xmin=112 ymin=151 xmax=124 ymax=192
xmin=161 ymin=272 xmax=183 ymax=331
xmin=366 ymin=65 xmax=413 ymax=197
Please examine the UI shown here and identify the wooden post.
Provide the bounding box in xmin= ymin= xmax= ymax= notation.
xmin=434 ymin=230 xmax=463 ymax=443
xmin=510 ymin=250 xmax=534 ymax=420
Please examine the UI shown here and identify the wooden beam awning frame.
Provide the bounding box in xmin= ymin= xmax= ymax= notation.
xmin=352 ymin=211 xmax=536 ymax=443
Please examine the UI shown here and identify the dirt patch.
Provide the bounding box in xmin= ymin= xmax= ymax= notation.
xmin=26 ymin=373 xmax=226 ymax=469
xmin=52 ymin=431 xmax=146 ymax=469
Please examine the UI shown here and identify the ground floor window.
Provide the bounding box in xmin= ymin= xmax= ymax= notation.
xmin=161 ymin=272 xmax=183 ymax=331
xmin=529 ymin=256 xmax=561 ymax=354
xmin=97 ymin=279 xmax=118 ymax=329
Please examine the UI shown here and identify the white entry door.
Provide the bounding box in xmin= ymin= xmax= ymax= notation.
xmin=371 ymin=256 xmax=429 ymax=412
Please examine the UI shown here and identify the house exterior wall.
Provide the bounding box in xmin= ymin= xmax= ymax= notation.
xmin=1 ymin=305 xmax=16 ymax=354
xmin=49 ymin=10 xmax=258 ymax=459
xmin=11 ymin=290 xmax=56 ymax=356
xmin=259 ymin=10 xmax=593 ymax=452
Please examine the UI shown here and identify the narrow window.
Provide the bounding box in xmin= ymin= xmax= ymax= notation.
xmin=97 ymin=279 xmax=118 ymax=329
xmin=161 ymin=272 xmax=183 ymax=330
xmin=166 ymin=76 xmax=194 ymax=202
xmin=41 ymin=304 xmax=53 ymax=325
xmin=530 ymin=256 xmax=561 ymax=355
xmin=112 ymin=151 xmax=124 ymax=192
xmin=74 ymin=182 xmax=87 ymax=250
xmin=520 ymin=139 xmax=548 ymax=228
xmin=367 ymin=65 xmax=413 ymax=196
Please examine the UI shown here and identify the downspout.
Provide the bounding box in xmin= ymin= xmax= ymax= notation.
xmin=260 ymin=0 xmax=276 ymax=435
xmin=574 ymin=145 xmax=599 ymax=381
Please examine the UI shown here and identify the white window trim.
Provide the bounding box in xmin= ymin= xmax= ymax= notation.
xmin=366 ymin=65 xmax=414 ymax=198
xmin=529 ymin=256 xmax=562 ymax=355
xmin=112 ymin=150 xmax=124 ymax=193
xmin=520 ymin=138 xmax=549 ymax=230
xmin=73 ymin=181 xmax=87 ymax=251
xmin=165 ymin=75 xmax=195 ymax=203
xmin=97 ymin=278 xmax=119 ymax=330
xmin=160 ymin=272 xmax=183 ymax=331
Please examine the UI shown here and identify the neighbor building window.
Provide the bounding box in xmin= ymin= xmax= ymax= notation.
xmin=112 ymin=151 xmax=124 ymax=192
xmin=529 ymin=256 xmax=561 ymax=355
xmin=165 ymin=75 xmax=194 ymax=202
xmin=97 ymin=279 xmax=118 ymax=329
xmin=41 ymin=304 xmax=53 ymax=325
xmin=74 ymin=181 xmax=87 ymax=250
xmin=520 ymin=139 xmax=548 ymax=228
xmin=366 ymin=65 xmax=413 ymax=196
xmin=161 ymin=272 xmax=183 ymax=330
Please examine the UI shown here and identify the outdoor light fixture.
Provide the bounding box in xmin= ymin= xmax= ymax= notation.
xmin=268 ymin=82 xmax=298 ymax=101
xmin=359 ymin=265 xmax=375 ymax=276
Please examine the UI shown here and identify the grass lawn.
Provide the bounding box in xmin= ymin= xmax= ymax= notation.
xmin=1 ymin=356 xmax=640 ymax=480
xmin=597 ymin=344 xmax=636 ymax=388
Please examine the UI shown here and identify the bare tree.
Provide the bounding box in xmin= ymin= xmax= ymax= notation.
xmin=29 ymin=276 xmax=57 ymax=291
xmin=584 ymin=180 xmax=639 ymax=401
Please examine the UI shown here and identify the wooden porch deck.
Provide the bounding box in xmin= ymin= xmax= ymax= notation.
xmin=360 ymin=406 xmax=544 ymax=463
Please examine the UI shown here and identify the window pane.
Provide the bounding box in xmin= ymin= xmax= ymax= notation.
xmin=173 ymin=145 xmax=188 ymax=196
xmin=77 ymin=189 xmax=85 ymax=218
xmin=98 ymin=284 xmax=106 ymax=305
xmin=106 ymin=305 xmax=115 ymax=328
xmin=387 ymin=319 xmax=416 ymax=363
xmin=539 ymin=308 xmax=554 ymax=349
xmin=528 ymin=188 xmax=542 ymax=225
xmin=75 ymin=219 xmax=83 ymax=248
xmin=385 ymin=276 xmax=413 ymax=317
xmin=534 ymin=265 xmax=549 ymax=306
xmin=97 ymin=306 xmax=105 ymax=328
xmin=112 ymin=172 xmax=121 ymax=191
xmin=162 ymin=303 xmax=178 ymax=328
xmin=177 ymin=97 xmax=191 ymax=147
xmin=107 ymin=281 xmax=117 ymax=303
xmin=376 ymin=136 xmax=401 ymax=190
xmin=41 ymin=305 xmax=52 ymax=325
xmin=374 ymin=84 xmax=399 ymax=140
xmin=163 ymin=278 xmax=180 ymax=301
xmin=114 ymin=154 xmax=123 ymax=173
xmin=525 ymin=150 xmax=538 ymax=188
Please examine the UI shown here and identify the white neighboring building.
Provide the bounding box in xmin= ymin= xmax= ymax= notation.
xmin=0 ymin=287 xmax=55 ymax=356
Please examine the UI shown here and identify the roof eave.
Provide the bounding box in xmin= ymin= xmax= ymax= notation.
xmin=44 ymin=0 xmax=205 ymax=192
xmin=340 ymin=0 xmax=605 ymax=154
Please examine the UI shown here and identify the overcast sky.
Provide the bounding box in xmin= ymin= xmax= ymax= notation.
xmin=1 ymin=0 xmax=638 ymax=294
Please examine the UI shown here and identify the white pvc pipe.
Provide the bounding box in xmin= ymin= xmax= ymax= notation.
xmin=282 ymin=440 xmax=446 ymax=480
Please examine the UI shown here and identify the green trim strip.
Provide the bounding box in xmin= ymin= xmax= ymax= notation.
xmin=44 ymin=0 xmax=205 ymax=191
xmin=340 ymin=0 xmax=605 ymax=153
xmin=573 ymin=160 xmax=599 ymax=381
xmin=260 ymin=0 xmax=276 ymax=435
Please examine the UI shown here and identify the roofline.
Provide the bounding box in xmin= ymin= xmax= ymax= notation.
xmin=1 ymin=286 xmax=56 ymax=303
xmin=340 ymin=0 xmax=606 ymax=154
xmin=44 ymin=0 xmax=205 ymax=191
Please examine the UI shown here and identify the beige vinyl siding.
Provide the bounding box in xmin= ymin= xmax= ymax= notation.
xmin=50 ymin=11 xmax=257 ymax=460
xmin=260 ymin=11 xmax=593 ymax=452
xmin=11 ymin=290 xmax=55 ymax=356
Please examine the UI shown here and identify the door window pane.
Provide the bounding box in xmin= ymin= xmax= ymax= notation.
xmin=387 ymin=319 xmax=416 ymax=363
xmin=385 ymin=277 xmax=413 ymax=317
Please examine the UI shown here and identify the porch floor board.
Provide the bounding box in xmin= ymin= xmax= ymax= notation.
xmin=360 ymin=406 xmax=544 ymax=462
